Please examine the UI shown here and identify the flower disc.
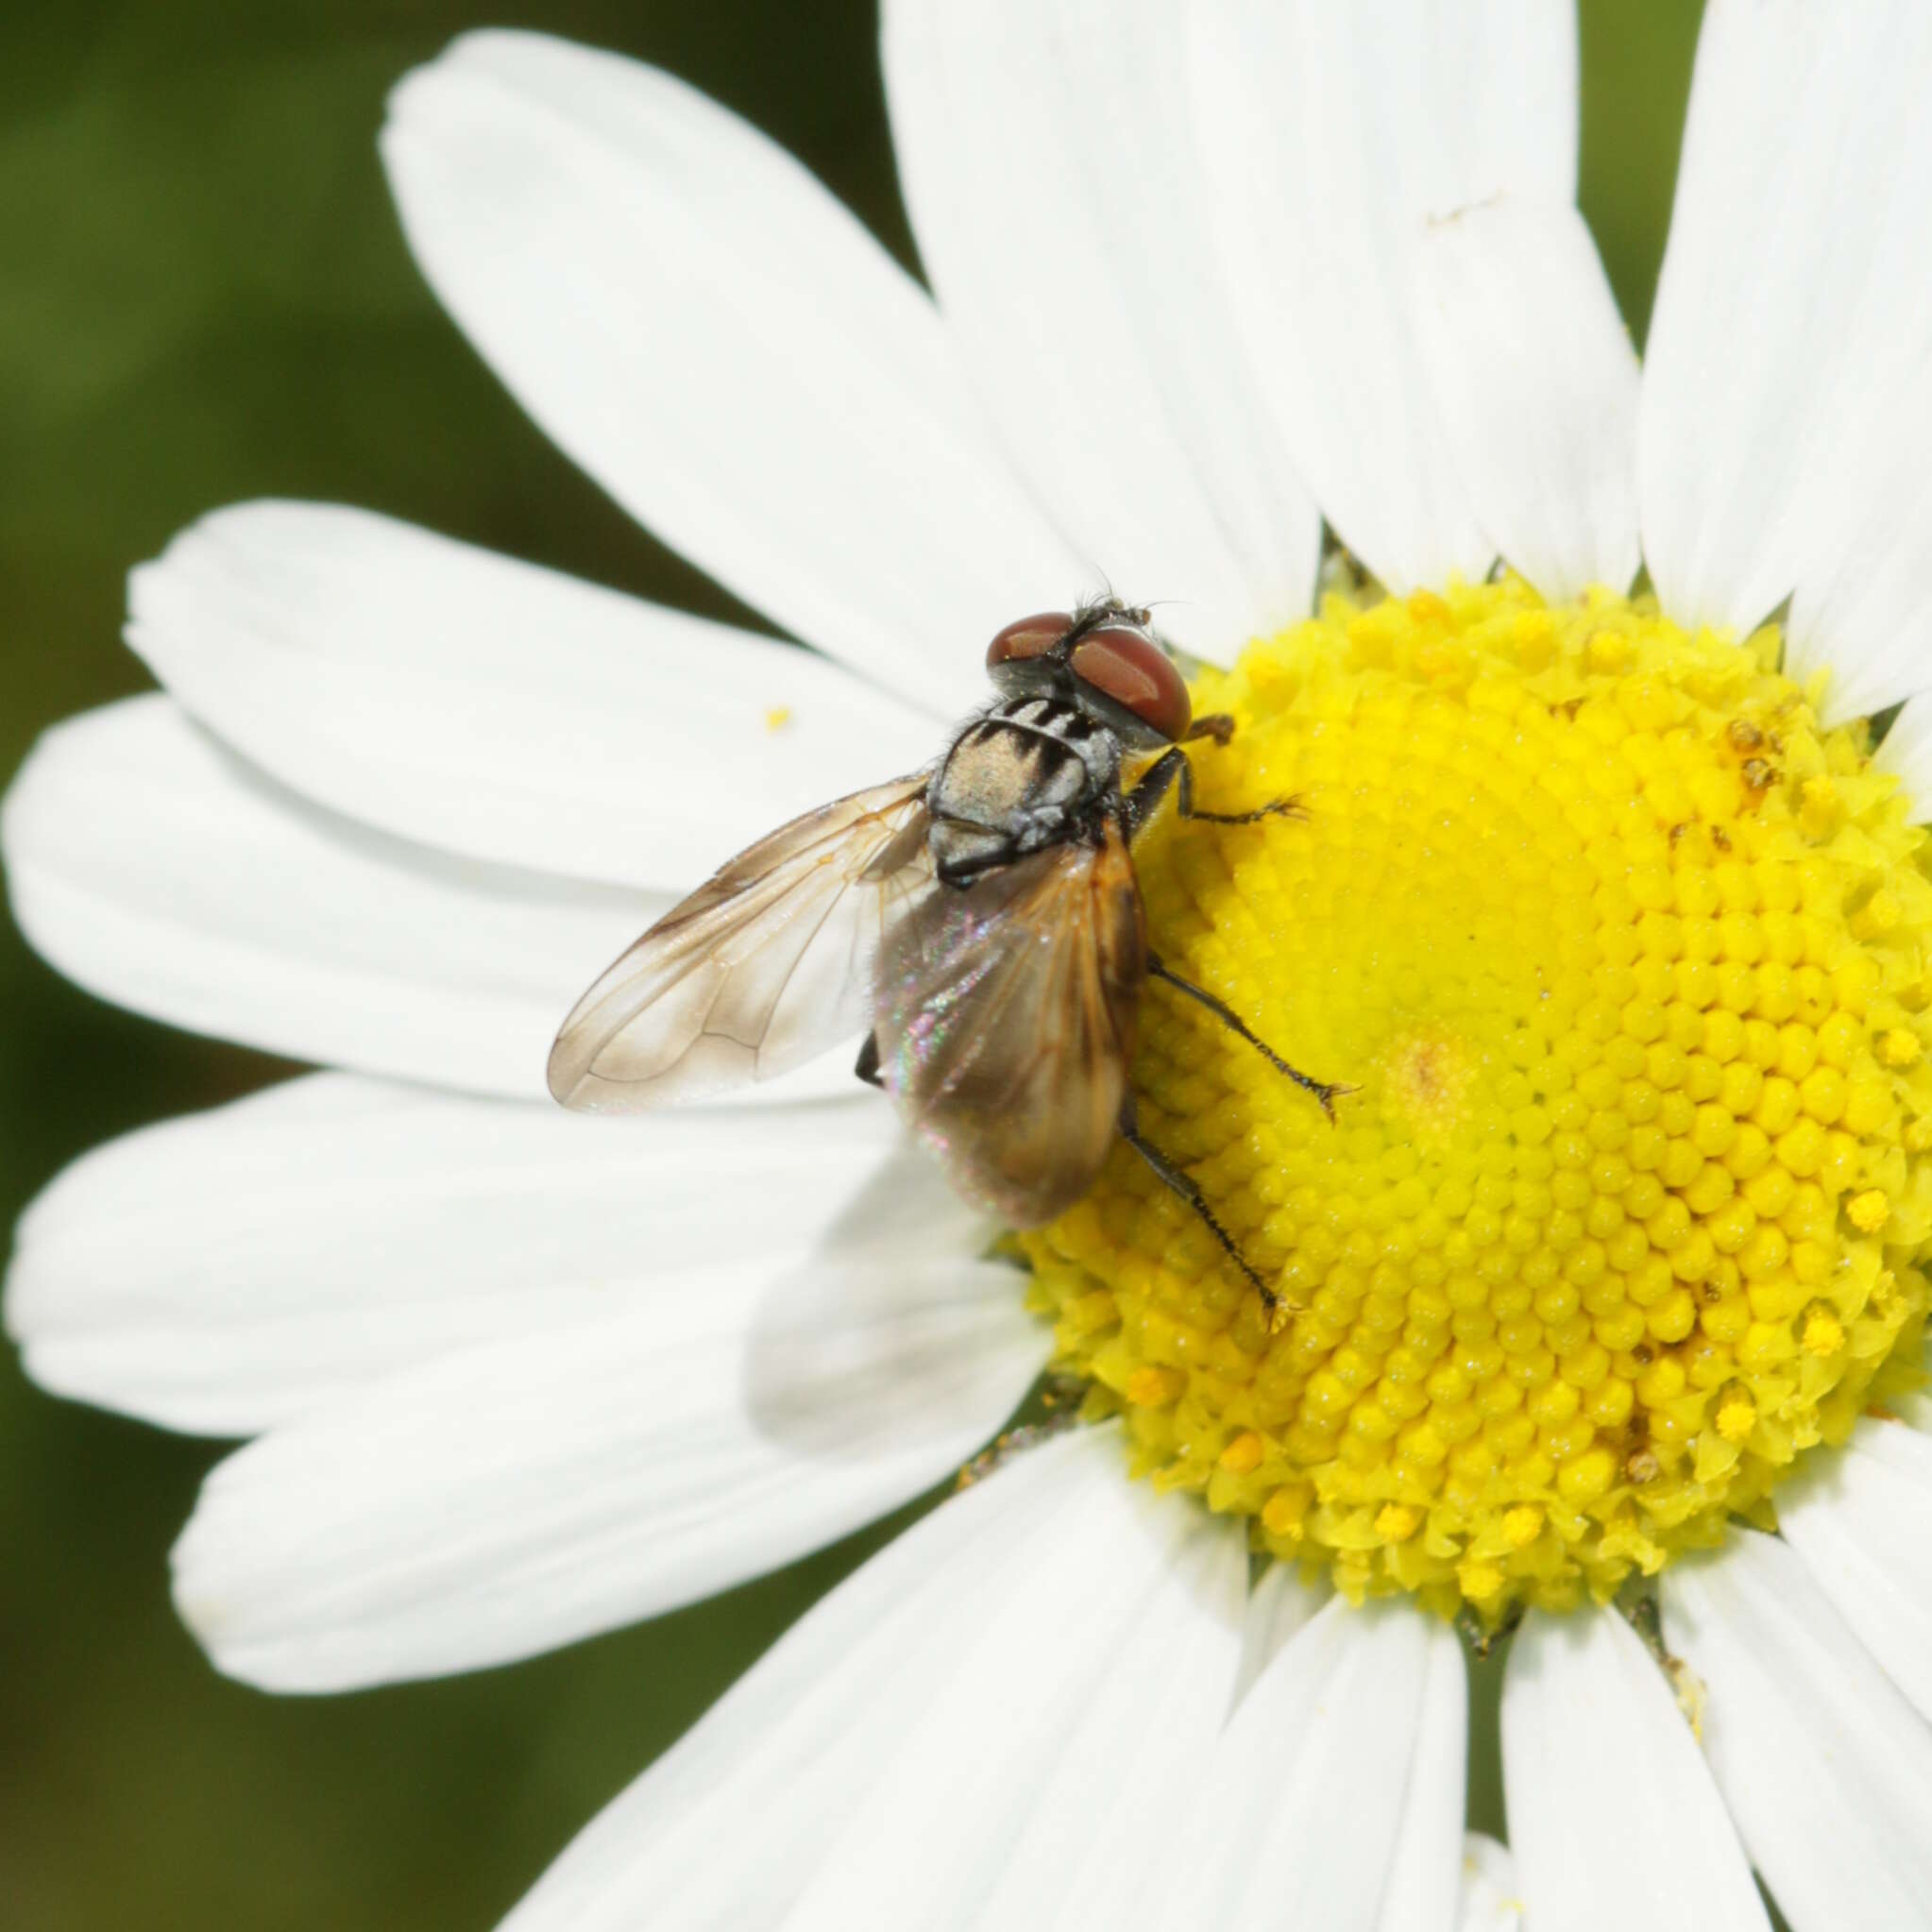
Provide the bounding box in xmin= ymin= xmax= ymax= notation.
xmin=1025 ymin=577 xmax=1932 ymax=1616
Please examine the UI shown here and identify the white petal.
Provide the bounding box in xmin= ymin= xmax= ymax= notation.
xmin=3 ymin=698 xmax=861 ymax=1102
xmin=5 ymin=1073 xmax=928 ymax=1436
xmin=1144 ymin=1598 xmax=1445 ymax=1930
xmin=790 ymin=1506 xmax=1243 ymax=1932
xmin=172 ymin=1222 xmax=1041 ymax=1690
xmin=980 ymin=1516 xmax=1246 ymax=1932
xmin=1457 ymin=1835 xmax=1523 ymax=1932
xmin=1666 ymin=1530 xmax=1932 ymax=1932
xmin=497 ymin=1431 xmax=1213 ymax=1931
xmin=381 ymin=30 xmax=1084 ymax=715
xmin=1230 ymin=1554 xmax=1331 ymax=1704
xmin=1186 ymin=0 xmax=1577 ymax=593
xmin=1642 ymin=2 xmax=1932 ymax=721
xmin=128 ymin=503 xmax=938 ymax=889
xmin=1502 ymin=1607 xmax=1769 ymax=1932
xmin=881 ymin=0 xmax=1320 ymax=659
xmin=1413 ymin=199 xmax=1641 ymax=602
xmin=2 ymin=696 xmax=656 ymax=1097
xmin=1874 ymin=699 xmax=1932 ymax=822
xmin=1777 ymin=1417 xmax=1932 ymax=1724
xmin=1375 ymin=1621 xmax=1471 ymax=1932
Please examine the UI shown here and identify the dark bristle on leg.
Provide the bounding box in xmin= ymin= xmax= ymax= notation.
xmin=1183 ymin=795 xmax=1305 ymax=827
xmin=1147 ymin=956 xmax=1353 ymax=1120
xmin=1118 ymin=1100 xmax=1277 ymax=1313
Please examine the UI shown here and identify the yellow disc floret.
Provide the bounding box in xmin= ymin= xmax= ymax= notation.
xmin=1023 ymin=575 xmax=1932 ymax=1618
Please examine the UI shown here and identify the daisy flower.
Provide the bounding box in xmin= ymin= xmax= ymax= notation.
xmin=9 ymin=1 xmax=1932 ymax=1926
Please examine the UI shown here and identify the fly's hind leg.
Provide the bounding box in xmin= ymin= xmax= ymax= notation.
xmin=1118 ymin=1097 xmax=1277 ymax=1314
xmin=854 ymin=1032 xmax=885 ymax=1090
xmin=1122 ymin=748 xmax=1349 ymax=1127
xmin=1147 ymin=955 xmax=1352 ymax=1120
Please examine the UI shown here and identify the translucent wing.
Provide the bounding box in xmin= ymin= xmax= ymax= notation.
xmin=873 ymin=818 xmax=1146 ymax=1225
xmin=549 ymin=771 xmax=936 ymax=1109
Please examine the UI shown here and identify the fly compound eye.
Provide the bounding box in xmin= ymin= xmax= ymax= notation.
xmin=986 ymin=611 xmax=1076 ymax=669
xmin=1070 ymin=624 xmax=1192 ymax=741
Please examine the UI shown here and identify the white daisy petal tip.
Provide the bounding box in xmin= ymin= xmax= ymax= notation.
xmin=164 ymin=1234 xmax=1045 ymax=1693
xmin=1641 ymin=0 xmax=1932 ymax=720
xmin=0 ymin=694 xmax=669 ymax=1100
xmin=379 ymin=26 xmax=1081 ymax=712
xmin=122 ymin=499 xmax=936 ymax=889
xmin=1 ymin=1075 xmax=923 ymax=1438
xmin=1413 ymin=195 xmax=1641 ymax=604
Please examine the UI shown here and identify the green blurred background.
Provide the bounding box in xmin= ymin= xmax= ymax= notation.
xmin=1 ymin=5 xmax=1701 ymax=1924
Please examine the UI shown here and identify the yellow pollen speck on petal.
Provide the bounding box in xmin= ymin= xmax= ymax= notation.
xmin=1669 ymin=1658 xmax=1710 ymax=1740
xmin=763 ymin=704 xmax=793 ymax=732
xmin=1019 ymin=573 xmax=1932 ymax=1619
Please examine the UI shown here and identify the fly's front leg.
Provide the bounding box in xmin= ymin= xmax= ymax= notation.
xmin=1120 ymin=746 xmax=1302 ymax=839
xmin=1147 ymin=955 xmax=1352 ymax=1120
xmin=1117 ymin=1096 xmax=1278 ymax=1314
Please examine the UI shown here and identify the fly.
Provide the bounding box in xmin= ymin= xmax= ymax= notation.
xmin=548 ymin=601 xmax=1345 ymax=1313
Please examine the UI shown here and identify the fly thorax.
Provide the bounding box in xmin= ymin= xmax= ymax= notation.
xmin=930 ymin=703 xmax=1112 ymax=838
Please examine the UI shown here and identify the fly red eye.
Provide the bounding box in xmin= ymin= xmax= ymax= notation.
xmin=1070 ymin=625 xmax=1192 ymax=740
xmin=986 ymin=611 xmax=1075 ymax=669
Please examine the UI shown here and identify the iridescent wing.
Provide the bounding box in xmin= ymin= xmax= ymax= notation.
xmin=549 ymin=771 xmax=936 ymax=1109
xmin=873 ymin=817 xmax=1146 ymax=1225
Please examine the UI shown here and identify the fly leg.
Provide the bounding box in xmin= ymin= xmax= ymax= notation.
xmin=1118 ymin=1096 xmax=1276 ymax=1313
xmin=1147 ymin=955 xmax=1352 ymax=1120
xmin=1184 ymin=712 xmax=1236 ymax=746
xmin=1120 ymin=745 xmax=1302 ymax=838
xmin=854 ymin=1032 xmax=885 ymax=1090
xmin=1121 ymin=754 xmax=1346 ymax=1118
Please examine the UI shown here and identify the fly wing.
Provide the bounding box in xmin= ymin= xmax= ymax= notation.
xmin=873 ymin=819 xmax=1146 ymax=1226
xmin=549 ymin=771 xmax=936 ymax=1110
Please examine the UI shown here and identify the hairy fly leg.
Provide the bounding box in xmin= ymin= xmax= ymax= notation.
xmin=1147 ymin=956 xmax=1352 ymax=1120
xmin=1117 ymin=1096 xmax=1278 ymax=1313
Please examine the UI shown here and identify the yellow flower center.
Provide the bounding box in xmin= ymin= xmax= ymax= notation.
xmin=1024 ymin=576 xmax=1932 ymax=1617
